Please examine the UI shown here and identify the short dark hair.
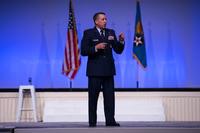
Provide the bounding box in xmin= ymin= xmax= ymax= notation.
xmin=93 ymin=12 xmax=106 ymax=23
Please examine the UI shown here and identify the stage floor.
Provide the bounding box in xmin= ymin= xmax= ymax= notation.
xmin=1 ymin=122 xmax=200 ymax=133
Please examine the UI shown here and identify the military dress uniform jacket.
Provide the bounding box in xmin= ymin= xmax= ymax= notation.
xmin=81 ymin=27 xmax=124 ymax=76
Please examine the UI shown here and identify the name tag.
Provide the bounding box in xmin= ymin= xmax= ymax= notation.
xmin=92 ymin=39 xmax=99 ymax=42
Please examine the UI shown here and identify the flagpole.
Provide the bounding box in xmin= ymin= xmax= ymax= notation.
xmin=69 ymin=80 xmax=72 ymax=89
xmin=136 ymin=62 xmax=139 ymax=88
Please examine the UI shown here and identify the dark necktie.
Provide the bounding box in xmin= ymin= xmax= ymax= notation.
xmin=100 ymin=29 xmax=105 ymax=38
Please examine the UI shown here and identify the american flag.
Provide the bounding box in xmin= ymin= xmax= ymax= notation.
xmin=62 ymin=0 xmax=81 ymax=80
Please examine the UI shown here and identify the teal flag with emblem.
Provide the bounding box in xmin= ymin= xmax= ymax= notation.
xmin=133 ymin=1 xmax=147 ymax=68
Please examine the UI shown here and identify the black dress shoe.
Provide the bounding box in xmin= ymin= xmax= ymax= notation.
xmin=89 ymin=124 xmax=96 ymax=127
xmin=106 ymin=122 xmax=120 ymax=127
